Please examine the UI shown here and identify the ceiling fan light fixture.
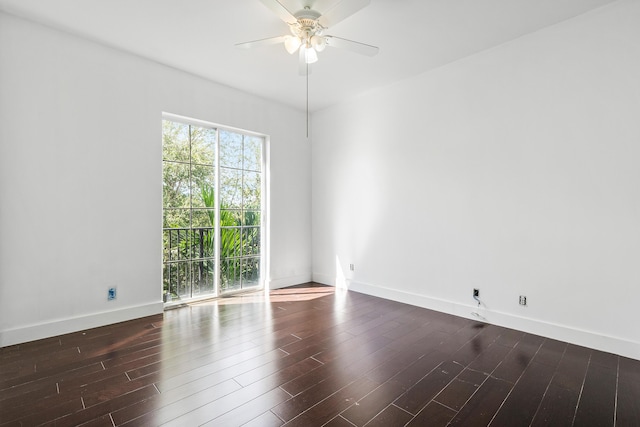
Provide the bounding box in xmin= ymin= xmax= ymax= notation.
xmin=310 ymin=35 xmax=327 ymax=52
xmin=301 ymin=45 xmax=318 ymax=64
xmin=284 ymin=35 xmax=301 ymax=54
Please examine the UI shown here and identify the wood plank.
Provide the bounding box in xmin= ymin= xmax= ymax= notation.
xmin=272 ymin=346 xmax=398 ymax=422
xmin=241 ymin=411 xmax=284 ymax=427
xmin=282 ymin=377 xmax=379 ymax=427
xmin=200 ymin=387 xmax=292 ymax=426
xmin=530 ymin=383 xmax=579 ymax=427
xmin=616 ymin=357 xmax=640 ymax=426
xmin=490 ymin=361 xmax=555 ymax=425
xmin=467 ymin=342 xmax=512 ymax=374
xmin=323 ymin=415 xmax=357 ymax=427
xmin=573 ymin=362 xmax=617 ymax=426
xmin=434 ymin=375 xmax=484 ymax=412
xmin=491 ymin=334 xmax=542 ymax=383
xmin=393 ymin=360 xmax=463 ymax=415
xmin=112 ymin=377 xmax=242 ymax=425
xmin=365 ymin=404 xmax=413 ymax=427
xmin=341 ymin=379 xmax=406 ymax=426
xmin=448 ymin=375 xmax=512 ymax=426
xmin=551 ymin=344 xmax=590 ymax=393
xmin=406 ymin=401 xmax=456 ymax=427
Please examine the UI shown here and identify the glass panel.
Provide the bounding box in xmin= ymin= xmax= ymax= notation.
xmin=219 ymin=130 xmax=243 ymax=169
xmin=178 ymin=229 xmax=194 ymax=260
xmin=220 ymin=168 xmax=242 ymax=209
xmin=192 ymin=259 xmax=215 ymax=296
xmin=162 ymin=121 xmax=190 ymax=162
xmin=190 ymin=127 xmax=216 ymax=166
xmin=163 ymin=209 xmax=190 ymax=229
xmin=163 ymin=229 xmax=187 ymax=261
xmin=163 ymin=162 xmax=190 ymax=208
xmin=220 ymin=209 xmax=242 ymax=227
xmin=164 ymin=229 xmax=180 ymax=262
xmin=221 ymin=258 xmax=242 ymax=292
xmin=192 ymin=209 xmax=215 ymax=228
xmin=188 ymin=227 xmax=214 ymax=259
xmin=163 ymin=263 xmax=172 ymax=299
xmin=243 ymin=171 xmax=261 ymax=210
xmin=164 ymin=261 xmax=191 ymax=300
xmin=220 ymin=227 xmax=241 ymax=259
xmin=242 ymin=227 xmax=260 ymax=256
xmin=243 ymin=210 xmax=261 ymax=226
xmin=242 ymin=258 xmax=261 ymax=288
xmin=201 ymin=228 xmax=215 ymax=258
xmin=191 ymin=165 xmax=215 ymax=208
xmin=243 ymin=136 xmax=262 ymax=172
xmin=190 ymin=229 xmax=205 ymax=260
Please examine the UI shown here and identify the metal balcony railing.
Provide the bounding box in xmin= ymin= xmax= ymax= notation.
xmin=162 ymin=226 xmax=260 ymax=301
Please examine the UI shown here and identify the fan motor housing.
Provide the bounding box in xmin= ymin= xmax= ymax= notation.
xmin=294 ymin=8 xmax=321 ymax=21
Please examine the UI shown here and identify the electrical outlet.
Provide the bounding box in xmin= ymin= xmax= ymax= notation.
xmin=473 ymin=288 xmax=479 ymax=298
xmin=108 ymin=287 xmax=117 ymax=301
xmin=519 ymin=295 xmax=527 ymax=306
xmin=349 ymin=263 xmax=354 ymax=271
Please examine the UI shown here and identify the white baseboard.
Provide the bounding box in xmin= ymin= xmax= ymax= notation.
xmin=0 ymin=302 xmax=164 ymax=347
xmin=267 ymin=273 xmax=313 ymax=290
xmin=318 ymin=277 xmax=640 ymax=361
xmin=311 ymin=273 xmax=335 ymax=286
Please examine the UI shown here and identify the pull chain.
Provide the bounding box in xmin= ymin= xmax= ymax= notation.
xmin=306 ymin=62 xmax=309 ymax=138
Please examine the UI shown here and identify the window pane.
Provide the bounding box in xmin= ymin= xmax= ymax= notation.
xmin=191 ymin=209 xmax=215 ymax=228
xmin=191 ymin=165 xmax=215 ymax=208
xmin=220 ymin=209 xmax=242 ymax=227
xmin=163 ymin=209 xmax=190 ymax=229
xmin=164 ymin=261 xmax=191 ymax=299
xmin=183 ymin=225 xmax=214 ymax=259
xmin=242 ymin=258 xmax=260 ymax=288
xmin=219 ymin=130 xmax=243 ymax=169
xmin=220 ymin=168 xmax=242 ymax=209
xmin=176 ymin=229 xmax=195 ymax=260
xmin=221 ymin=258 xmax=242 ymax=292
xmin=221 ymin=227 xmax=241 ymax=259
xmin=163 ymin=230 xmax=175 ymax=263
xmin=164 ymin=228 xmax=190 ymax=261
xmin=243 ymin=136 xmax=262 ymax=172
xmin=243 ymin=171 xmax=261 ymax=210
xmin=163 ymin=162 xmax=190 ymax=208
xmin=190 ymin=127 xmax=216 ymax=166
xmin=162 ymin=121 xmax=190 ymax=162
xmin=243 ymin=210 xmax=261 ymax=226
xmin=242 ymin=227 xmax=260 ymax=256
xmin=192 ymin=260 xmax=215 ymax=295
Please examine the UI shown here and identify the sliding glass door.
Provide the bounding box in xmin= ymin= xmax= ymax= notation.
xmin=162 ymin=118 xmax=264 ymax=302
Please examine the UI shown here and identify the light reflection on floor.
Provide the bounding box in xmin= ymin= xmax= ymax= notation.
xmin=189 ymin=285 xmax=336 ymax=306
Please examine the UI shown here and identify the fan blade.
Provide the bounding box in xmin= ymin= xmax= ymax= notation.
xmin=319 ymin=0 xmax=370 ymax=27
xmin=259 ymin=0 xmax=297 ymax=24
xmin=235 ymin=35 xmax=287 ymax=49
xmin=325 ymin=35 xmax=379 ymax=56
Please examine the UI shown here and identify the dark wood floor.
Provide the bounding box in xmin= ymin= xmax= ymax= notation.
xmin=1 ymin=284 xmax=639 ymax=427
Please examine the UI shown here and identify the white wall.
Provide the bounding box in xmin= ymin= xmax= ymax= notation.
xmin=312 ymin=0 xmax=640 ymax=360
xmin=0 ymin=12 xmax=311 ymax=346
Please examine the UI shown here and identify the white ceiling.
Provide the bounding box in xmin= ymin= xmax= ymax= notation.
xmin=0 ymin=0 xmax=618 ymax=111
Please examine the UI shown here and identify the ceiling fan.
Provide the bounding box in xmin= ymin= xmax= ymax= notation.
xmin=237 ymin=0 xmax=379 ymax=74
